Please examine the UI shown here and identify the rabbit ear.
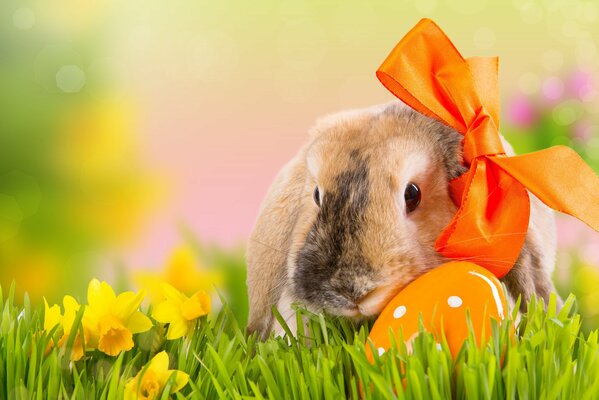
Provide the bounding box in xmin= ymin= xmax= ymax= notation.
xmin=246 ymin=149 xmax=308 ymax=337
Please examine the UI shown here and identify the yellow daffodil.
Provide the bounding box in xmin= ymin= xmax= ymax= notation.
xmin=43 ymin=297 xmax=62 ymax=355
xmin=57 ymin=98 xmax=164 ymax=245
xmin=134 ymin=246 xmax=222 ymax=303
xmin=83 ymin=279 xmax=152 ymax=356
xmin=124 ymin=351 xmax=189 ymax=400
xmin=152 ymin=283 xmax=210 ymax=340
xmin=44 ymin=298 xmax=62 ymax=332
xmin=43 ymin=296 xmax=88 ymax=360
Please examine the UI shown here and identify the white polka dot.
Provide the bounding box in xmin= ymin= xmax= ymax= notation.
xmin=377 ymin=347 xmax=385 ymax=356
xmin=436 ymin=343 xmax=443 ymax=351
xmin=447 ymin=296 xmax=463 ymax=308
xmin=393 ymin=305 xmax=407 ymax=319
xmin=13 ymin=8 xmax=35 ymax=30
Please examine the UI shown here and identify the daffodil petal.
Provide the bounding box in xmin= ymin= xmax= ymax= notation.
xmin=43 ymin=298 xmax=62 ymax=332
xmin=62 ymin=295 xmax=80 ymax=333
xmin=148 ymin=351 xmax=169 ymax=373
xmin=114 ymin=292 xmax=136 ymax=317
xmin=127 ymin=311 xmax=152 ymax=334
xmin=114 ymin=289 xmax=145 ymax=321
xmin=171 ymin=370 xmax=189 ymax=393
xmin=161 ymin=283 xmax=187 ymax=303
xmin=133 ymin=273 xmax=164 ymax=304
xmin=123 ymin=379 xmax=136 ymax=400
xmin=82 ymin=310 xmax=100 ymax=340
xmin=98 ymin=315 xmax=133 ymax=356
xmin=198 ymin=291 xmax=211 ymax=312
xmin=152 ymin=300 xmax=179 ymax=323
xmin=63 ymin=295 xmax=80 ymax=312
xmin=166 ymin=318 xmax=190 ymax=340
xmin=125 ymin=351 xmax=188 ymax=399
xmin=181 ymin=291 xmax=210 ymax=320
xmin=87 ymin=279 xmax=116 ymax=314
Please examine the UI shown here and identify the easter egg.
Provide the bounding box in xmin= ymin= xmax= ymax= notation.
xmin=365 ymin=261 xmax=508 ymax=361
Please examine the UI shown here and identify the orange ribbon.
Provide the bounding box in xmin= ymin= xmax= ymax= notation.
xmin=377 ymin=19 xmax=599 ymax=278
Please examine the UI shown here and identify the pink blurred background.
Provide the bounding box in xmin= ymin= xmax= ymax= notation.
xmin=2 ymin=0 xmax=599 ymax=324
xmin=114 ymin=0 xmax=599 ymax=267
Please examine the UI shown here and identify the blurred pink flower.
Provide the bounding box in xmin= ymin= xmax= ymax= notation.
xmin=568 ymin=70 xmax=594 ymax=101
xmin=507 ymin=95 xmax=537 ymax=127
xmin=541 ymin=76 xmax=564 ymax=103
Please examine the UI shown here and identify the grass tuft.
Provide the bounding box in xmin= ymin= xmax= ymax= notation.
xmin=0 ymin=287 xmax=597 ymax=399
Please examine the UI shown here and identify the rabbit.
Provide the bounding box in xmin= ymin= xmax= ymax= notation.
xmin=246 ymin=102 xmax=558 ymax=338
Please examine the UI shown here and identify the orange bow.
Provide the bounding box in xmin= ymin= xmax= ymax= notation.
xmin=377 ymin=19 xmax=599 ymax=278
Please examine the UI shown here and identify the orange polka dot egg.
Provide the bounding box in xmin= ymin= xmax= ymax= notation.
xmin=365 ymin=261 xmax=509 ymax=361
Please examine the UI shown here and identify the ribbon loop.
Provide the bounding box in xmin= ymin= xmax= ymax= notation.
xmin=463 ymin=109 xmax=504 ymax=162
xmin=378 ymin=18 xmax=599 ymax=277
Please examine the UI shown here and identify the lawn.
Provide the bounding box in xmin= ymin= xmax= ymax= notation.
xmin=0 ymin=280 xmax=598 ymax=399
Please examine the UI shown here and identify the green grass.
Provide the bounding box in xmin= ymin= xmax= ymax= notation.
xmin=0 ymin=283 xmax=598 ymax=399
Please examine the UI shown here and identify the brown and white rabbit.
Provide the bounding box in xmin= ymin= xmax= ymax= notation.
xmin=246 ymin=102 xmax=557 ymax=338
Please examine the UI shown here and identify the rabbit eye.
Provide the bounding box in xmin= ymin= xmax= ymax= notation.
xmin=314 ymin=187 xmax=321 ymax=207
xmin=404 ymin=182 xmax=421 ymax=213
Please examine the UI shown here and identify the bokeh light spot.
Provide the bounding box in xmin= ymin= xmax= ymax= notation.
xmin=520 ymin=2 xmax=544 ymax=24
xmin=587 ymin=138 xmax=599 ymax=160
xmin=552 ymin=100 xmax=583 ymax=126
xmin=518 ymin=72 xmax=541 ymax=94
xmin=576 ymin=35 xmax=599 ymax=68
xmin=542 ymin=49 xmax=564 ymax=72
xmin=569 ymin=70 xmax=595 ymax=101
xmin=13 ymin=8 xmax=35 ymax=30
xmin=473 ymin=27 xmax=496 ymax=50
xmin=56 ymin=65 xmax=86 ymax=93
xmin=542 ymin=76 xmax=564 ymax=101
xmin=35 ymin=45 xmax=81 ymax=92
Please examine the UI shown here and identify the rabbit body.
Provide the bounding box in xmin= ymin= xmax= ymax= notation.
xmin=246 ymin=102 xmax=557 ymax=337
